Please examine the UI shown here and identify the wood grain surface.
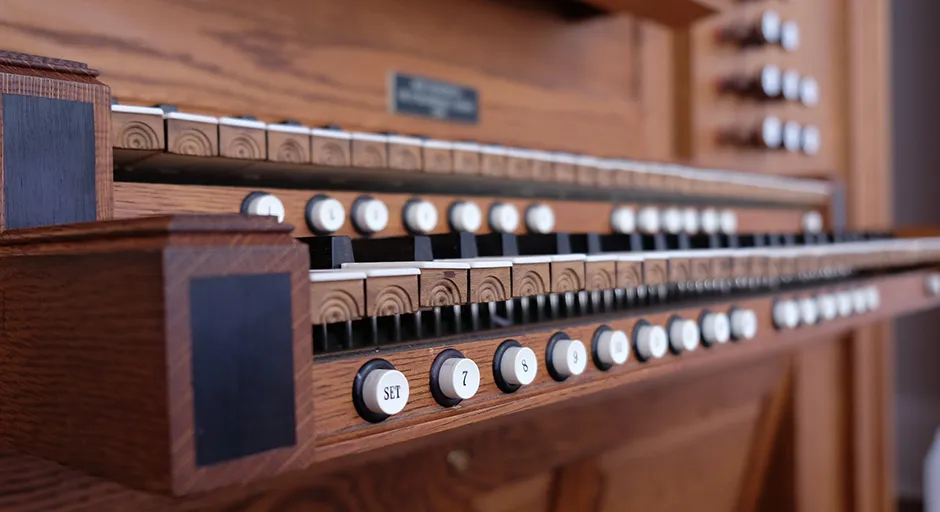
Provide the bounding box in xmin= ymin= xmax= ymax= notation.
xmin=113 ymin=181 xmax=809 ymax=239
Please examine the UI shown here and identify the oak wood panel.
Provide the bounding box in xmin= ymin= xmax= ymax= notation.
xmin=550 ymin=458 xmax=604 ymax=512
xmin=310 ymin=269 xmax=940 ymax=463
xmin=113 ymin=182 xmax=809 ymax=239
xmin=0 ymin=0 xmax=647 ymax=157
xmin=585 ymin=0 xmax=729 ymax=27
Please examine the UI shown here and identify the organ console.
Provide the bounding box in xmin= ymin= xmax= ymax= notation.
xmin=0 ymin=0 xmax=900 ymax=510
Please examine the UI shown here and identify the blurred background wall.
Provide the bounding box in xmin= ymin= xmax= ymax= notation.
xmin=892 ymin=0 xmax=940 ymax=502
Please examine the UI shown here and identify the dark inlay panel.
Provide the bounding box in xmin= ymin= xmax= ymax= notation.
xmin=2 ymin=94 xmax=96 ymax=230
xmin=189 ymin=272 xmax=297 ymax=467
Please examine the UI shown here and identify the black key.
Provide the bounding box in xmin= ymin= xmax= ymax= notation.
xmin=429 ymin=232 xmax=479 ymax=259
xmin=570 ymin=233 xmax=602 ymax=254
xmin=664 ymin=233 xmax=692 ymax=251
xmin=304 ymin=236 xmax=355 ymax=269
xmin=353 ymin=235 xmax=433 ymax=263
xmin=477 ymin=233 xmax=519 ymax=257
xmin=517 ymin=233 xmax=571 ymax=256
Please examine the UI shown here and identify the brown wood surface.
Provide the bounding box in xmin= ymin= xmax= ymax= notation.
xmin=388 ymin=141 xmax=422 ymax=172
xmin=219 ymin=124 xmax=266 ymax=160
xmin=418 ymin=268 xmax=468 ymax=307
xmin=113 ymin=181 xmax=810 ymax=239
xmin=267 ymin=128 xmax=310 ymax=164
xmin=309 ymin=277 xmax=365 ymax=324
xmin=549 ymin=260 xmax=585 ymax=294
xmin=468 ymin=267 xmax=511 ymax=304
xmin=351 ymin=137 xmax=388 ymax=169
xmin=112 ymin=110 xmax=164 ymax=151
xmin=166 ymin=118 xmax=217 ymax=157
xmin=365 ymin=274 xmax=420 ymax=316
xmin=0 ymin=215 xmax=314 ymax=497
xmin=584 ymin=0 xmax=730 ymax=27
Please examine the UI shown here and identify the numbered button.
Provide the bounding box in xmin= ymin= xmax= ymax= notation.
xmin=351 ymin=196 xmax=389 ymax=235
xmin=495 ymin=341 xmax=537 ymax=393
xmin=635 ymin=323 xmax=668 ymax=361
xmin=818 ymin=293 xmax=838 ymax=321
xmin=773 ymin=299 xmax=800 ymax=329
xmin=682 ymin=208 xmax=700 ymax=234
xmin=610 ymin=206 xmax=636 ymax=234
xmin=547 ymin=334 xmax=587 ymax=381
xmin=438 ymin=357 xmax=481 ymax=400
xmin=719 ymin=210 xmax=738 ymax=235
xmin=450 ymin=201 xmax=483 ymax=233
xmin=783 ymin=121 xmax=802 ymax=152
xmin=638 ymin=207 xmax=661 ymax=234
xmin=852 ymin=288 xmax=869 ymax=314
xmin=305 ymin=194 xmax=346 ymax=234
xmin=837 ymin=291 xmax=854 ymax=317
xmin=525 ymin=204 xmax=556 ymax=234
xmin=730 ymin=308 xmax=758 ymax=340
xmin=593 ymin=327 xmax=630 ymax=370
xmin=700 ymin=311 xmax=731 ymax=345
xmin=354 ymin=359 xmax=410 ymax=423
xmin=798 ymin=297 xmax=819 ymax=325
xmin=661 ymin=208 xmax=683 ymax=234
xmin=489 ymin=203 xmax=520 ymax=233
xmin=700 ymin=208 xmax=720 ymax=234
xmin=668 ymin=317 xmax=700 ymax=353
xmin=403 ymin=199 xmax=439 ymax=234
xmin=242 ymin=192 xmax=286 ymax=223
xmin=866 ymin=286 xmax=881 ymax=311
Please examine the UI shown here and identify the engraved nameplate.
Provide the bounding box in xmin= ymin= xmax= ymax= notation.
xmin=390 ymin=73 xmax=479 ymax=124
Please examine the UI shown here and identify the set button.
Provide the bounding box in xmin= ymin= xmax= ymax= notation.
xmin=354 ymin=359 xmax=410 ymax=423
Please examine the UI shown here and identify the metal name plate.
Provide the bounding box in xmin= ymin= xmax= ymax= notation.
xmin=390 ymin=73 xmax=479 ymax=124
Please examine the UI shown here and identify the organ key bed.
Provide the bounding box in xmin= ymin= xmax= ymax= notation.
xmin=0 ymin=0 xmax=901 ymax=510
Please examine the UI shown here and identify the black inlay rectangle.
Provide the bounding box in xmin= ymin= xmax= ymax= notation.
xmin=190 ymin=273 xmax=296 ymax=466
xmin=2 ymin=94 xmax=96 ymax=230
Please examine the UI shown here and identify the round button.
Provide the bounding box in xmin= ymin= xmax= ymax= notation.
xmin=306 ymin=195 xmax=346 ymax=234
xmin=798 ymin=297 xmax=819 ymax=325
xmin=701 ymin=312 xmax=731 ymax=345
xmin=638 ymin=207 xmax=661 ymax=234
xmin=499 ymin=346 xmax=538 ymax=386
xmin=801 ymin=125 xmax=821 ymax=156
xmin=927 ymin=274 xmax=940 ymax=296
xmin=837 ymin=291 xmax=854 ymax=317
xmin=635 ymin=324 xmax=668 ymax=361
xmin=760 ymin=11 xmax=782 ymax=43
xmin=818 ymin=294 xmax=838 ymax=321
xmin=803 ymin=211 xmax=824 ymax=233
xmin=661 ymin=208 xmax=683 ymax=234
xmin=596 ymin=329 xmax=630 ymax=366
xmin=682 ymin=208 xmax=700 ymax=234
xmin=852 ymin=288 xmax=869 ymax=314
xmin=760 ymin=64 xmax=782 ymax=98
xmin=781 ymin=20 xmax=800 ymax=51
xmin=783 ymin=121 xmax=802 ymax=152
xmin=551 ymin=338 xmax=588 ymax=378
xmin=403 ymin=199 xmax=439 ymax=234
xmin=526 ymin=204 xmax=556 ymax=234
xmin=610 ymin=206 xmax=636 ymax=234
xmin=773 ymin=300 xmax=800 ymax=329
xmin=782 ymin=70 xmax=801 ymax=102
xmin=730 ymin=309 xmax=758 ymax=340
xmin=362 ymin=369 xmax=410 ymax=416
xmin=438 ymin=357 xmax=481 ymax=400
xmin=866 ymin=286 xmax=881 ymax=311
xmin=243 ymin=192 xmax=286 ymax=223
xmin=669 ymin=318 xmax=700 ymax=353
xmin=800 ymin=76 xmax=819 ymax=106
xmin=719 ymin=209 xmax=738 ymax=234
xmin=761 ymin=116 xmax=784 ymax=149
xmin=450 ymin=201 xmax=483 ymax=233
xmin=352 ymin=197 xmax=389 ymax=235
xmin=700 ymin=208 xmax=721 ymax=234
xmin=489 ymin=203 xmax=520 ymax=233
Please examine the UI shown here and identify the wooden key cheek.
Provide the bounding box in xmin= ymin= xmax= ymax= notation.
xmin=468 ymin=267 xmax=512 ymax=303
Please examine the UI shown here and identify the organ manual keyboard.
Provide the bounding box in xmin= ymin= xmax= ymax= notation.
xmin=0 ymin=0 xmax=899 ymax=510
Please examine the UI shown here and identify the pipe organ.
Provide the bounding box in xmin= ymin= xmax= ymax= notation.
xmin=0 ymin=0 xmax=903 ymax=510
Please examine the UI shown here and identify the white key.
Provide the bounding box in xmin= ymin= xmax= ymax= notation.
xmin=362 ymin=369 xmax=409 ymax=416
xmin=773 ymin=300 xmax=800 ymax=329
xmin=551 ymin=338 xmax=588 ymax=377
xmin=730 ymin=309 xmax=758 ymax=340
xmin=635 ymin=324 xmax=668 ymax=360
xmin=700 ymin=208 xmax=721 ymax=234
xmin=610 ymin=207 xmax=636 ymax=234
xmin=798 ymin=297 xmax=819 ymax=325
xmin=243 ymin=192 xmax=285 ymax=223
xmin=782 ymin=70 xmax=801 ymax=102
xmin=701 ymin=312 xmax=731 ymax=344
xmin=661 ymin=208 xmax=683 ymax=234
xmin=799 ymin=76 xmax=819 ymax=106
xmin=595 ymin=329 xmax=630 ymax=366
xmin=719 ymin=209 xmax=738 ymax=235
xmin=682 ymin=208 xmax=700 ymax=234
xmin=638 ymin=207 xmax=661 ymax=234
xmin=352 ymin=197 xmax=389 ymax=235
xmin=526 ymin=204 xmax=556 ymax=234
xmin=783 ymin=121 xmax=802 ymax=152
xmin=307 ymin=195 xmax=346 ymax=233
xmin=498 ymin=346 xmax=538 ymax=386
xmin=438 ymin=357 xmax=481 ymax=400
xmin=818 ymin=294 xmax=838 ymax=321
xmin=837 ymin=291 xmax=854 ymax=317
xmin=450 ymin=201 xmax=483 ymax=233
xmin=669 ymin=318 xmax=700 ymax=353
xmin=403 ymin=199 xmax=439 ymax=234
xmin=489 ymin=203 xmax=520 ymax=233
xmin=781 ymin=20 xmax=800 ymax=52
